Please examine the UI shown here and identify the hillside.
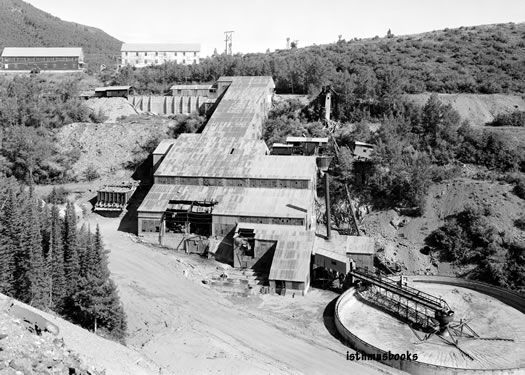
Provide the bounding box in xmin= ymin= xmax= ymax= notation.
xmin=406 ymin=93 xmax=525 ymax=126
xmin=0 ymin=293 xmax=157 ymax=374
xmin=0 ymin=0 xmax=121 ymax=70
xmin=312 ymin=22 xmax=525 ymax=93
xmin=110 ymin=22 xmax=525 ymax=96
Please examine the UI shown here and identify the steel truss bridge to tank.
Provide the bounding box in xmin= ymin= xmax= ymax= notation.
xmin=350 ymin=268 xmax=450 ymax=331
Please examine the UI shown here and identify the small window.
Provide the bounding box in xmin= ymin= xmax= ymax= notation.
xmin=136 ymin=52 xmax=139 ymax=56
xmin=194 ymin=52 xmax=197 ymax=57
xmin=155 ymin=52 xmax=158 ymax=56
xmin=183 ymin=59 xmax=186 ymax=64
xmin=183 ymin=52 xmax=186 ymax=56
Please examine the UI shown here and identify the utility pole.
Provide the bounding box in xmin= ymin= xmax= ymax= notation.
xmin=224 ymin=31 xmax=234 ymax=55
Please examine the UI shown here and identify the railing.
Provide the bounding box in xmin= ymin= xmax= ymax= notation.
xmin=351 ymin=268 xmax=450 ymax=311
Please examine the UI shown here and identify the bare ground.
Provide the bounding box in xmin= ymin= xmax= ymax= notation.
xmin=361 ymin=177 xmax=525 ymax=275
xmin=406 ymin=93 xmax=525 ymax=126
xmin=81 ymin=212 xmax=403 ymax=375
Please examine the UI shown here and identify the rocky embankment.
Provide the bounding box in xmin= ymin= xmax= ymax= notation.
xmin=0 ymin=310 xmax=101 ymax=375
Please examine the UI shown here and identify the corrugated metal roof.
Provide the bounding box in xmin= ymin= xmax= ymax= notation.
xmin=272 ymin=143 xmax=293 ymax=148
xmin=154 ymin=134 xmax=313 ymax=180
xmin=313 ymin=232 xmax=375 ymax=256
xmin=236 ymin=223 xmax=314 ymax=282
xmin=137 ymin=184 xmax=312 ymax=218
xmin=153 ymin=138 xmax=181 ymax=155
xmin=286 ymin=136 xmax=329 ymax=143
xmin=170 ymin=84 xmax=212 ymax=90
xmin=345 ymin=236 xmax=375 ymax=254
xmin=155 ymin=151 xmax=315 ymax=180
xmin=1 ymin=47 xmax=83 ymax=57
xmin=202 ymin=76 xmax=275 ymax=139
xmin=355 ymin=141 xmax=374 ymax=147
xmin=121 ymin=43 xmax=200 ymax=52
xmin=94 ymin=86 xmax=131 ymax=92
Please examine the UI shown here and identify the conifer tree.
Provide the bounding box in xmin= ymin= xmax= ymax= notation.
xmin=0 ymin=185 xmax=18 ymax=296
xmin=63 ymin=202 xmax=80 ymax=296
xmin=48 ymin=203 xmax=66 ymax=309
xmin=13 ymin=190 xmax=31 ymax=301
xmin=72 ymin=225 xmax=127 ymax=341
xmin=23 ymin=200 xmax=49 ymax=308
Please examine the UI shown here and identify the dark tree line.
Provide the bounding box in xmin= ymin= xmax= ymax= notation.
xmin=0 ymin=178 xmax=126 ymax=342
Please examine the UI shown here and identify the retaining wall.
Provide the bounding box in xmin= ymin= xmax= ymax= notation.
xmin=129 ymin=95 xmax=212 ymax=115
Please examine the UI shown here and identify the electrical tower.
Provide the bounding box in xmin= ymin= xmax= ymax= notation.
xmin=224 ymin=31 xmax=234 ymax=55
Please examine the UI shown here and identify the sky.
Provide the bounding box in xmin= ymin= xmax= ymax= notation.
xmin=24 ymin=0 xmax=525 ymax=57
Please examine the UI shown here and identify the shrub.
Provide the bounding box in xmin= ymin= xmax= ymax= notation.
xmin=44 ymin=187 xmax=69 ymax=204
xmin=514 ymin=177 xmax=525 ymax=199
xmin=488 ymin=111 xmax=525 ymax=127
xmin=83 ymin=165 xmax=100 ymax=181
xmin=515 ymin=214 xmax=525 ymax=230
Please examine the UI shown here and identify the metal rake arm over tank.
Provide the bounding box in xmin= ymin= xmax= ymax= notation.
xmin=350 ymin=268 xmax=450 ymax=311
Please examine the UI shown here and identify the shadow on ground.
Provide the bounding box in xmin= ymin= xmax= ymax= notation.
xmin=323 ymin=295 xmax=350 ymax=347
xmin=118 ymin=183 xmax=152 ymax=234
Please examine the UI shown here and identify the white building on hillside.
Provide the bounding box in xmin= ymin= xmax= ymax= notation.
xmin=120 ymin=43 xmax=201 ymax=67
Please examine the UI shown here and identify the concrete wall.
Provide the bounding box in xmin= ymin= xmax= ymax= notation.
xmin=129 ymin=95 xmax=211 ymax=115
xmin=408 ymin=276 xmax=525 ymax=314
xmin=334 ymin=282 xmax=525 ymax=375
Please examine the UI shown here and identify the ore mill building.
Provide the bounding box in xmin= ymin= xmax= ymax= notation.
xmin=137 ymin=76 xmax=374 ymax=295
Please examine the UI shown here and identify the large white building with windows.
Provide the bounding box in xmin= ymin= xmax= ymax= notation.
xmin=120 ymin=43 xmax=201 ymax=67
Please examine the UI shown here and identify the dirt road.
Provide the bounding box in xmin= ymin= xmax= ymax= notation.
xmin=85 ymin=215 xmax=403 ymax=375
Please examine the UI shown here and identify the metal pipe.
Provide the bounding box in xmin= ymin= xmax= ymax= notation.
xmin=325 ymin=171 xmax=331 ymax=240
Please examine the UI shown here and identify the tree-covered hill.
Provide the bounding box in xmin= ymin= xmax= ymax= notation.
xmin=107 ymin=22 xmax=525 ymax=96
xmin=0 ymin=0 xmax=121 ymax=70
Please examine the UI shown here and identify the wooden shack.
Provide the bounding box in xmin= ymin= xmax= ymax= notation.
xmin=285 ymin=136 xmax=328 ymax=156
xmin=94 ymin=86 xmax=134 ymax=99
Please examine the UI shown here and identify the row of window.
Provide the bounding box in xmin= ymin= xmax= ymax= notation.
xmin=123 ymin=58 xmax=197 ymax=65
xmin=154 ymin=176 xmax=310 ymax=189
xmin=124 ymin=51 xmax=198 ymax=57
xmin=2 ymin=57 xmax=78 ymax=62
xmin=239 ymin=216 xmax=304 ymax=226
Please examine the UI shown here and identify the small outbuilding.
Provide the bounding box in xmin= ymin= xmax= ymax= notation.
xmin=94 ymin=86 xmax=135 ymax=99
xmin=352 ymin=141 xmax=374 ymax=161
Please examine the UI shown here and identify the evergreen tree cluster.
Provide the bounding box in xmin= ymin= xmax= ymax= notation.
xmin=0 ymin=178 xmax=126 ymax=342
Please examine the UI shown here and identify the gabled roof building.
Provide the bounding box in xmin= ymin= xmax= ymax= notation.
xmin=121 ymin=43 xmax=201 ymax=67
xmin=0 ymin=47 xmax=84 ymax=72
